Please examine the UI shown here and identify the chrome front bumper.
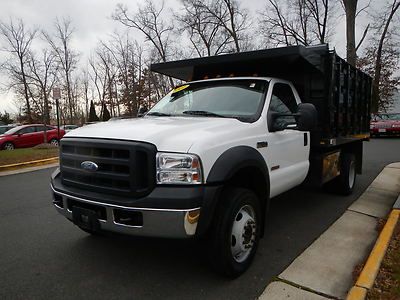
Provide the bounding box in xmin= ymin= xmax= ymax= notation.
xmin=51 ymin=185 xmax=200 ymax=238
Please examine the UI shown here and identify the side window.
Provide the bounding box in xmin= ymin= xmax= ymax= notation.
xmin=19 ymin=127 xmax=35 ymax=134
xmin=268 ymin=83 xmax=298 ymax=128
xmin=35 ymin=126 xmax=46 ymax=132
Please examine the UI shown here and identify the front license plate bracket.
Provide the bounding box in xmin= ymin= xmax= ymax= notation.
xmin=72 ymin=207 xmax=100 ymax=231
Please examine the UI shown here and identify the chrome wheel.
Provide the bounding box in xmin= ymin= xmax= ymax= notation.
xmin=50 ymin=139 xmax=59 ymax=147
xmin=3 ymin=142 xmax=14 ymax=150
xmin=231 ymin=205 xmax=257 ymax=263
xmin=348 ymin=160 xmax=355 ymax=189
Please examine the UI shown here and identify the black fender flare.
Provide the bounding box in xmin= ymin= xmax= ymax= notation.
xmin=207 ymin=146 xmax=270 ymax=184
xmin=197 ymin=146 xmax=270 ymax=236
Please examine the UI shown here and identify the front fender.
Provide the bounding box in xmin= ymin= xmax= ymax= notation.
xmin=206 ymin=146 xmax=269 ymax=184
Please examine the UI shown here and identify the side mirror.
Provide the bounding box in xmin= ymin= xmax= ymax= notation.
xmin=137 ymin=107 xmax=148 ymax=117
xmin=296 ymin=103 xmax=318 ymax=131
xmin=268 ymin=103 xmax=318 ymax=132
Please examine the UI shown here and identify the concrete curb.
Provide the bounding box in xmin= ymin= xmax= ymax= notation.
xmin=0 ymin=157 xmax=59 ymax=172
xmin=346 ymin=209 xmax=400 ymax=300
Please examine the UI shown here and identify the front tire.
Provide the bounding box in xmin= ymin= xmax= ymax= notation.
xmin=2 ymin=142 xmax=15 ymax=150
xmin=209 ymin=188 xmax=261 ymax=278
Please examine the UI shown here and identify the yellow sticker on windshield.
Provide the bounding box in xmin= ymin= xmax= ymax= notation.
xmin=172 ymin=84 xmax=189 ymax=94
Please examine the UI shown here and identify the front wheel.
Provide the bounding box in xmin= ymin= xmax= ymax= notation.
xmin=2 ymin=142 xmax=15 ymax=150
xmin=49 ymin=138 xmax=59 ymax=147
xmin=209 ymin=188 xmax=261 ymax=278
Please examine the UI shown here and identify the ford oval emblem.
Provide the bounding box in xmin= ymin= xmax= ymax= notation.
xmin=80 ymin=161 xmax=99 ymax=172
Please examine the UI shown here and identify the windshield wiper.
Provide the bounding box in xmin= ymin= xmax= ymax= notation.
xmin=146 ymin=112 xmax=171 ymax=117
xmin=182 ymin=110 xmax=226 ymax=118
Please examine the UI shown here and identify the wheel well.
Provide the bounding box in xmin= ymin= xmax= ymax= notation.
xmin=340 ymin=141 xmax=363 ymax=174
xmin=226 ymin=167 xmax=268 ymax=201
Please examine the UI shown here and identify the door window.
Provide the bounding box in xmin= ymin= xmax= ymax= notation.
xmin=268 ymin=83 xmax=298 ymax=129
xmin=18 ymin=127 xmax=35 ymax=134
xmin=35 ymin=126 xmax=46 ymax=132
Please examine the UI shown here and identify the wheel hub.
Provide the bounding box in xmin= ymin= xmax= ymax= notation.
xmin=231 ymin=205 xmax=257 ymax=263
xmin=349 ymin=160 xmax=355 ymax=189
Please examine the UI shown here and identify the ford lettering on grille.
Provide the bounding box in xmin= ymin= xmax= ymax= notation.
xmin=80 ymin=161 xmax=98 ymax=172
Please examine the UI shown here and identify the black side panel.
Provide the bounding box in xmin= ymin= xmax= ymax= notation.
xmin=207 ymin=146 xmax=269 ymax=184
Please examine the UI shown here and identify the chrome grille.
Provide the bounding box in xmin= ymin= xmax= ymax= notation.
xmin=60 ymin=138 xmax=156 ymax=197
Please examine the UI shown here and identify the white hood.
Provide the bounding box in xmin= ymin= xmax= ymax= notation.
xmin=65 ymin=116 xmax=245 ymax=152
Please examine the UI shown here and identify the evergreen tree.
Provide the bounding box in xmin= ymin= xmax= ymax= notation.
xmin=0 ymin=111 xmax=14 ymax=124
xmin=102 ymin=104 xmax=111 ymax=121
xmin=88 ymin=101 xmax=99 ymax=122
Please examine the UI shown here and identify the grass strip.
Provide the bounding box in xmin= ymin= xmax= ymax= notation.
xmin=0 ymin=147 xmax=59 ymax=166
xmin=367 ymin=218 xmax=400 ymax=299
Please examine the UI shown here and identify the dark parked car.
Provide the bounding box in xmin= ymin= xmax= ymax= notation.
xmin=0 ymin=124 xmax=65 ymax=150
xmin=370 ymin=113 xmax=400 ymax=137
xmin=0 ymin=124 xmax=16 ymax=134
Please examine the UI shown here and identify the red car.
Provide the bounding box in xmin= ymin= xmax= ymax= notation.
xmin=370 ymin=113 xmax=400 ymax=137
xmin=0 ymin=124 xmax=65 ymax=150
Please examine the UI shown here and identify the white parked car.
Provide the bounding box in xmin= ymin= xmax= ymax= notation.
xmin=60 ymin=125 xmax=79 ymax=133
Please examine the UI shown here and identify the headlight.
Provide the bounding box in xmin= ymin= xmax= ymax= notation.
xmin=156 ymin=153 xmax=203 ymax=184
xmin=370 ymin=124 xmax=375 ymax=129
xmin=392 ymin=124 xmax=400 ymax=128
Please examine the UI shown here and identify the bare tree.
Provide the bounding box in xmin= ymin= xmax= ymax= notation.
xmin=26 ymin=49 xmax=59 ymax=125
xmin=198 ymin=0 xmax=251 ymax=52
xmin=113 ymin=1 xmax=173 ymax=62
xmin=81 ymin=68 xmax=90 ymax=119
xmin=341 ymin=0 xmax=372 ymax=65
xmin=259 ymin=0 xmax=334 ymax=47
xmin=43 ymin=18 xmax=79 ymax=123
xmin=99 ymin=33 xmax=161 ymax=116
xmin=0 ymin=18 xmax=37 ymax=122
xmin=103 ymin=32 xmax=137 ymax=115
xmin=89 ymin=53 xmax=107 ymax=116
xmin=176 ymin=0 xmax=232 ymax=56
xmin=342 ymin=0 xmax=358 ymax=65
xmin=358 ymin=32 xmax=400 ymax=112
xmin=113 ymin=0 xmax=176 ymax=88
xmin=306 ymin=0 xmax=331 ymax=43
xmin=370 ymin=0 xmax=400 ymax=112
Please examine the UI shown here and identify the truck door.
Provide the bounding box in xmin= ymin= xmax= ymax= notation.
xmin=264 ymin=82 xmax=310 ymax=197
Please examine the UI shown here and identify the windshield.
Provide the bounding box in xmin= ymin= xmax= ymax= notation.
xmin=374 ymin=113 xmax=400 ymax=121
xmin=0 ymin=127 xmax=11 ymax=134
xmin=147 ymin=79 xmax=268 ymax=122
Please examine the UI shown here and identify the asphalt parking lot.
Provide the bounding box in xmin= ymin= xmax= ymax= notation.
xmin=1 ymin=137 xmax=400 ymax=300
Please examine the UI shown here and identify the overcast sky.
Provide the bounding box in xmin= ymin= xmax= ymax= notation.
xmin=0 ymin=0 xmax=375 ymax=113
